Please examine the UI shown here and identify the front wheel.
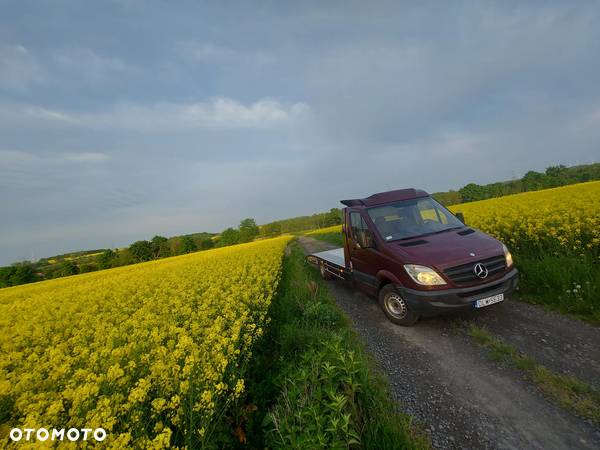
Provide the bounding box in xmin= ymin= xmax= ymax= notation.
xmin=378 ymin=284 xmax=419 ymax=326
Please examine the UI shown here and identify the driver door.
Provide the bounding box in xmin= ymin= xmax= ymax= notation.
xmin=348 ymin=211 xmax=378 ymax=295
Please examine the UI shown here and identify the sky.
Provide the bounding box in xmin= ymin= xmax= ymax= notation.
xmin=1 ymin=0 xmax=599 ymax=264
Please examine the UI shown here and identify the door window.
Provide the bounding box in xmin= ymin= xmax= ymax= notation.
xmin=350 ymin=212 xmax=369 ymax=244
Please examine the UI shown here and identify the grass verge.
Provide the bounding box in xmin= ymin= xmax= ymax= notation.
xmin=514 ymin=254 xmax=600 ymax=325
xmin=304 ymin=225 xmax=344 ymax=247
xmin=469 ymin=325 xmax=600 ymax=425
xmin=241 ymin=240 xmax=428 ymax=449
xmin=309 ymin=231 xmax=344 ymax=247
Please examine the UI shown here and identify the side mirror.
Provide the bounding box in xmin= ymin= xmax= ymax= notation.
xmin=455 ymin=212 xmax=465 ymax=224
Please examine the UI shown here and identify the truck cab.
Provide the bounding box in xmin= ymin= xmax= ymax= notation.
xmin=310 ymin=188 xmax=519 ymax=325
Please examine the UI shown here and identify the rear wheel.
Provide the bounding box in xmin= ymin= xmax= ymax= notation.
xmin=378 ymin=284 xmax=419 ymax=326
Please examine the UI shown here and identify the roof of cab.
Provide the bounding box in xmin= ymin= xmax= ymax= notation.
xmin=340 ymin=188 xmax=429 ymax=207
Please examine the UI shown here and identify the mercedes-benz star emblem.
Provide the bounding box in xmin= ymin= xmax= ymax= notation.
xmin=473 ymin=262 xmax=488 ymax=279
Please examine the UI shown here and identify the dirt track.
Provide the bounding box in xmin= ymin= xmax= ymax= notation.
xmin=298 ymin=236 xmax=600 ymax=450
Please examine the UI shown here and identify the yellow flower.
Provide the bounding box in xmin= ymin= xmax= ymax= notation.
xmin=449 ymin=181 xmax=599 ymax=257
xmin=0 ymin=236 xmax=291 ymax=446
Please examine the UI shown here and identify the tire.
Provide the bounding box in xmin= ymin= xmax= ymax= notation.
xmin=378 ymin=284 xmax=419 ymax=326
xmin=320 ymin=262 xmax=332 ymax=280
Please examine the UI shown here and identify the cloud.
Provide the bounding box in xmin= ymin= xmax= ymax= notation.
xmin=0 ymin=44 xmax=45 ymax=90
xmin=177 ymin=41 xmax=275 ymax=66
xmin=0 ymin=98 xmax=310 ymax=131
xmin=51 ymin=47 xmax=136 ymax=85
xmin=0 ymin=150 xmax=109 ymax=166
xmin=178 ymin=42 xmax=235 ymax=62
xmin=0 ymin=44 xmax=136 ymax=92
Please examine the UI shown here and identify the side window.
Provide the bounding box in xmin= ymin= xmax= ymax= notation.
xmin=350 ymin=212 xmax=368 ymax=242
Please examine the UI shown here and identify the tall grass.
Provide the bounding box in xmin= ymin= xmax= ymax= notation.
xmin=241 ymin=241 xmax=428 ymax=449
xmin=515 ymin=254 xmax=600 ymax=324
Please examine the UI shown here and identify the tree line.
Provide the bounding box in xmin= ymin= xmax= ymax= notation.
xmin=432 ymin=163 xmax=600 ymax=205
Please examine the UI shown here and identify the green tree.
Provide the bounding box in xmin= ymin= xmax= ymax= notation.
xmin=151 ymin=235 xmax=171 ymax=259
xmin=181 ymin=236 xmax=198 ymax=254
xmin=129 ymin=240 xmax=154 ymax=262
xmin=53 ymin=261 xmax=79 ymax=278
xmin=432 ymin=190 xmax=463 ymax=206
xmin=459 ymin=183 xmax=487 ymax=202
xmin=544 ymin=165 xmax=569 ymax=188
xmin=545 ymin=164 xmax=568 ymax=178
xmin=79 ymin=263 xmax=98 ymax=273
xmin=239 ymin=218 xmax=259 ymax=243
xmin=0 ymin=263 xmax=40 ymax=287
xmin=261 ymin=222 xmax=282 ymax=237
xmin=199 ymin=238 xmax=215 ymax=250
xmin=115 ymin=249 xmax=133 ymax=266
xmin=97 ymin=249 xmax=117 ymax=269
xmin=0 ymin=267 xmax=12 ymax=288
xmin=522 ymin=170 xmax=545 ymax=191
xmin=325 ymin=208 xmax=343 ymax=226
xmin=220 ymin=228 xmax=241 ymax=246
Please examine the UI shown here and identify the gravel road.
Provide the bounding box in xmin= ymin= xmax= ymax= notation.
xmin=298 ymin=236 xmax=600 ymax=450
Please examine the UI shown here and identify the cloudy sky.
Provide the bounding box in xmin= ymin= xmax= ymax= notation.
xmin=1 ymin=1 xmax=599 ymax=264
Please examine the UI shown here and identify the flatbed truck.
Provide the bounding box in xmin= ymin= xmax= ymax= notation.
xmin=307 ymin=188 xmax=519 ymax=325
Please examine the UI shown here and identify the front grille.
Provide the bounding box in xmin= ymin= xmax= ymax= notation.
xmin=443 ymin=255 xmax=506 ymax=285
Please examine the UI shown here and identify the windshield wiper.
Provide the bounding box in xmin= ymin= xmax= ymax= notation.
xmin=391 ymin=226 xmax=463 ymax=241
xmin=426 ymin=226 xmax=463 ymax=236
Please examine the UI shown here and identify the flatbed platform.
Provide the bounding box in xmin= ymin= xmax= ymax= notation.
xmin=306 ymin=247 xmax=348 ymax=280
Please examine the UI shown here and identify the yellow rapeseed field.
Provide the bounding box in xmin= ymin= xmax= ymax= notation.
xmin=449 ymin=181 xmax=600 ymax=257
xmin=306 ymin=225 xmax=343 ymax=236
xmin=0 ymin=236 xmax=290 ymax=448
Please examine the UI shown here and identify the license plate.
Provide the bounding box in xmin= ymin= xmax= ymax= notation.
xmin=475 ymin=293 xmax=504 ymax=308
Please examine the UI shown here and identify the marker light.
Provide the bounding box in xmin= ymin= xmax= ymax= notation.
xmin=502 ymin=244 xmax=513 ymax=268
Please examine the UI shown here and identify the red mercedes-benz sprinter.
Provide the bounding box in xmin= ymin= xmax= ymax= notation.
xmin=308 ymin=188 xmax=519 ymax=325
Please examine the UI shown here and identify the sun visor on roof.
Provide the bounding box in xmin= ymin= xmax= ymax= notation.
xmin=340 ymin=189 xmax=429 ymax=207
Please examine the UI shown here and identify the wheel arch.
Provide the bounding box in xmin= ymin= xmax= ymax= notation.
xmin=376 ymin=270 xmax=402 ymax=292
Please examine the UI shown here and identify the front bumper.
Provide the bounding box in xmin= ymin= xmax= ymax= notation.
xmin=398 ymin=268 xmax=519 ymax=316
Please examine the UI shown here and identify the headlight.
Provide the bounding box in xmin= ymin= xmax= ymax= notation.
xmin=404 ymin=264 xmax=446 ymax=286
xmin=502 ymin=244 xmax=513 ymax=267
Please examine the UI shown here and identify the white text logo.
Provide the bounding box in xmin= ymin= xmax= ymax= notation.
xmin=9 ymin=428 xmax=107 ymax=442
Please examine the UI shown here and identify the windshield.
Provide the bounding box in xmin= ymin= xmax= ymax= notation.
xmin=367 ymin=197 xmax=464 ymax=241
